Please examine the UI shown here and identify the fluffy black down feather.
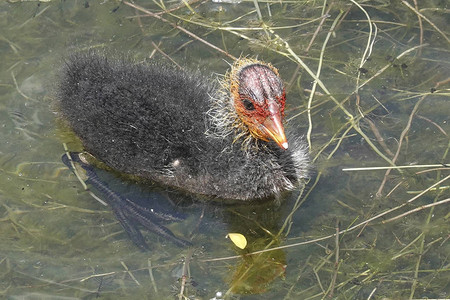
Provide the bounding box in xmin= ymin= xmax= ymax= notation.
xmin=57 ymin=53 xmax=309 ymax=201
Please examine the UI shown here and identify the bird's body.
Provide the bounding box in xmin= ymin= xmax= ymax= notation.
xmin=58 ymin=53 xmax=309 ymax=201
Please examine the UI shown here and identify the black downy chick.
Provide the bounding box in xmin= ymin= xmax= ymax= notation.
xmin=57 ymin=53 xmax=309 ymax=248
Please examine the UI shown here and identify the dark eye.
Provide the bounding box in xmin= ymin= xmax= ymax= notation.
xmin=241 ymin=99 xmax=255 ymax=111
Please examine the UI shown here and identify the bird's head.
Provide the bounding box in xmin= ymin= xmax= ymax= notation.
xmin=229 ymin=59 xmax=288 ymax=150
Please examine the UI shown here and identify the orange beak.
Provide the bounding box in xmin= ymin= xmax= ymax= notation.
xmin=259 ymin=102 xmax=288 ymax=150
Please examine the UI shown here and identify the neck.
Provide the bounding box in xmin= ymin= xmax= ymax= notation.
xmin=206 ymin=75 xmax=260 ymax=150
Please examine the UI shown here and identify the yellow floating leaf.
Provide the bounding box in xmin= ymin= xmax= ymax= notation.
xmin=226 ymin=233 xmax=247 ymax=249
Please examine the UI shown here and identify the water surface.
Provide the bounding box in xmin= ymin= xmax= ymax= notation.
xmin=0 ymin=1 xmax=449 ymax=299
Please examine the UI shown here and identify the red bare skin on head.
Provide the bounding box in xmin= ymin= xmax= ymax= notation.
xmin=231 ymin=62 xmax=288 ymax=149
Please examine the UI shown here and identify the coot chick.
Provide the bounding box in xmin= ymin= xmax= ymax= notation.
xmin=58 ymin=53 xmax=309 ymax=201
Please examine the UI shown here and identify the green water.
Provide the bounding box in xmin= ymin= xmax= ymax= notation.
xmin=0 ymin=1 xmax=448 ymax=299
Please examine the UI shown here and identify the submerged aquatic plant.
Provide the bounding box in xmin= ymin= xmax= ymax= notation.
xmin=0 ymin=0 xmax=448 ymax=299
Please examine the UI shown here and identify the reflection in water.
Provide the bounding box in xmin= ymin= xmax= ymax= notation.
xmin=61 ymin=148 xmax=297 ymax=295
xmin=229 ymin=243 xmax=286 ymax=295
